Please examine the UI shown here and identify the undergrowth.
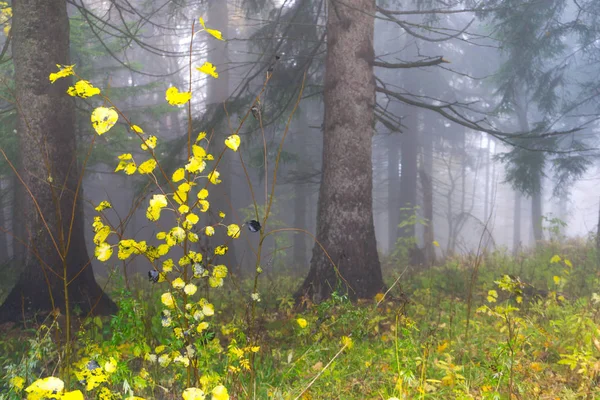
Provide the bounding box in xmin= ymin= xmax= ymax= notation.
xmin=2 ymin=240 xmax=600 ymax=399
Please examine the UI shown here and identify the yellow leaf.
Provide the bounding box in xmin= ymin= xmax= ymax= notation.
xmin=183 ymin=387 xmax=206 ymax=400
xmin=564 ymin=259 xmax=573 ymax=268
xmin=186 ymin=213 xmax=200 ymax=225
xmin=140 ymin=135 xmax=157 ymax=151
xmin=553 ymin=275 xmax=561 ymax=285
xmin=198 ymin=199 xmax=210 ymax=212
xmin=227 ymin=224 xmax=240 ymax=238
xmin=516 ymin=295 xmax=523 ymax=304
xmin=199 ymin=16 xmax=224 ymax=41
xmin=94 ymin=200 xmax=112 ymax=211
xmin=165 ymin=86 xmax=191 ymax=106
xmin=185 ymin=157 xmax=206 ymax=174
xmin=131 ymin=125 xmax=143 ymax=134
xmin=184 ymin=283 xmax=198 ymax=296
xmin=138 ymin=159 xmax=157 ymax=174
xmin=104 ymin=357 xmax=117 ymax=373
xmin=173 ymin=168 xmax=185 ymax=183
xmin=214 ymin=245 xmax=228 ymax=255
xmin=296 ymin=318 xmax=307 ymax=328
xmin=161 ymin=292 xmax=175 ymax=308
xmin=62 ymin=390 xmax=84 ymax=400
xmin=67 ymin=80 xmax=101 ymax=98
xmin=91 ymin=107 xmax=118 ymax=135
xmin=225 ymin=134 xmax=240 ymax=151
xmin=341 ymin=335 xmax=353 ymax=349
xmin=205 ymin=28 xmax=224 ymax=41
xmin=205 ymin=226 xmax=215 ymax=236
xmin=550 ymin=255 xmax=561 ymax=264
xmin=208 ymin=170 xmax=221 ymax=184
xmin=198 ymin=188 xmax=209 ymax=199
xmin=196 ymin=131 xmax=207 ymax=142
xmin=432 ymin=240 xmax=440 ymax=247
xmin=211 ymin=385 xmax=229 ymax=400
xmin=25 ymin=377 xmax=64 ymax=394
xmin=49 ymin=64 xmax=75 ymax=83
xmin=196 ymin=62 xmax=218 ymax=79
xmin=95 ymin=242 xmax=113 ymax=262
xmin=10 ymin=376 xmax=25 ymax=390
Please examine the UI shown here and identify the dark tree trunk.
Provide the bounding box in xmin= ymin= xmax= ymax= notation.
xmin=0 ymin=0 xmax=116 ymax=322
xmin=387 ymin=133 xmax=400 ymax=252
xmin=296 ymin=0 xmax=384 ymax=303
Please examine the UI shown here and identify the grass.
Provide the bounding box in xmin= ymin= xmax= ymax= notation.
xmin=2 ymin=238 xmax=600 ymax=399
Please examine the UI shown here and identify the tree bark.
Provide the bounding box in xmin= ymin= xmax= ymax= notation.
xmin=0 ymin=0 xmax=116 ymax=322
xmin=296 ymin=0 xmax=384 ymax=303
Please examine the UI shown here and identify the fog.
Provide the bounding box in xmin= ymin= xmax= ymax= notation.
xmin=1 ymin=0 xmax=599 ymax=280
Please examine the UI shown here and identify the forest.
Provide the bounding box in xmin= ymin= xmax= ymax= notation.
xmin=0 ymin=0 xmax=600 ymax=399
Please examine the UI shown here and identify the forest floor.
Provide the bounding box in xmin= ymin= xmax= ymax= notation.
xmin=1 ymin=238 xmax=600 ymax=399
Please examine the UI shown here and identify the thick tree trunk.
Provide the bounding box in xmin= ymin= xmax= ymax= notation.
xmin=0 ymin=0 xmax=116 ymax=322
xmin=296 ymin=0 xmax=383 ymax=303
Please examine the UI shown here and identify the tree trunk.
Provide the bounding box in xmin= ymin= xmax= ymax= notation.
xmin=0 ymin=0 xmax=116 ymax=322
xmin=484 ymin=138 xmax=490 ymax=220
xmin=532 ymin=191 xmax=543 ymax=243
xmin=420 ymin=124 xmax=435 ymax=266
xmin=293 ymin=180 xmax=308 ymax=268
xmin=296 ymin=0 xmax=383 ymax=303
xmin=207 ymin=0 xmax=239 ymax=272
xmin=398 ymin=113 xmax=418 ymax=240
xmin=596 ymin=197 xmax=600 ymax=260
xmin=292 ymin=113 xmax=309 ymax=269
xmin=387 ymin=133 xmax=400 ymax=252
xmin=513 ymin=190 xmax=521 ymax=256
xmin=515 ymin=94 xmax=543 ymax=245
